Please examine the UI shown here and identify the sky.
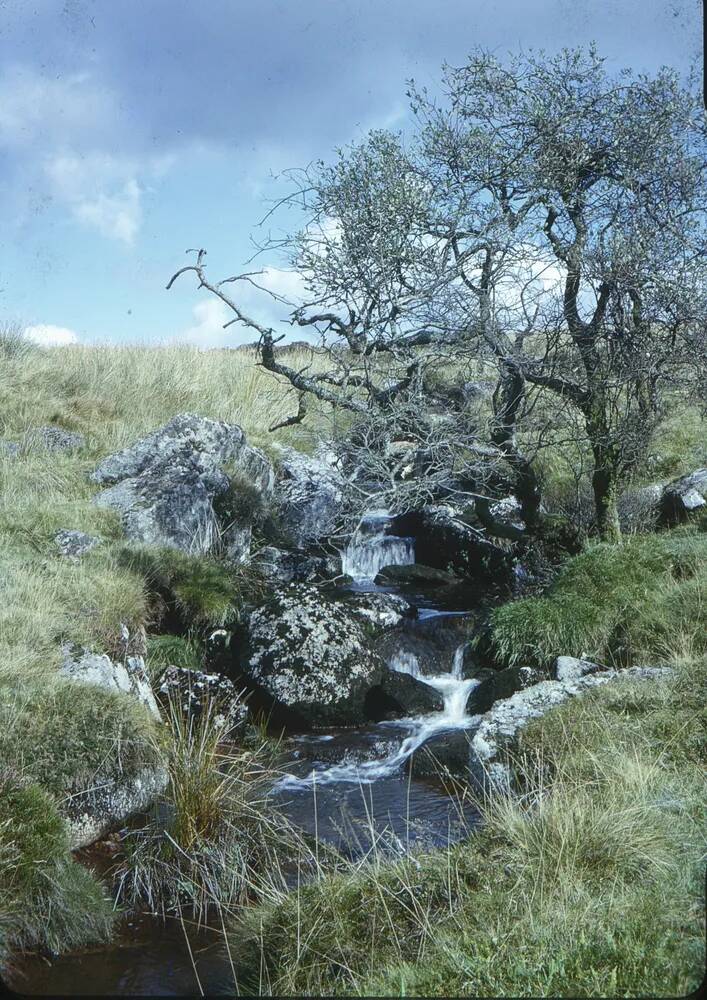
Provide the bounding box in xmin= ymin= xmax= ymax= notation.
xmin=0 ymin=0 xmax=702 ymax=348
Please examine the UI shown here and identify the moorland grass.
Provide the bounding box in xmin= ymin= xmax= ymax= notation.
xmin=489 ymin=526 xmax=707 ymax=668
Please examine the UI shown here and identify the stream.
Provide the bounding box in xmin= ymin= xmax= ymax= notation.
xmin=10 ymin=512 xmax=488 ymax=996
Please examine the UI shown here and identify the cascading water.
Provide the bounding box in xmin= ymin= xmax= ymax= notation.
xmin=342 ymin=509 xmax=415 ymax=583
xmin=276 ymin=643 xmax=479 ymax=790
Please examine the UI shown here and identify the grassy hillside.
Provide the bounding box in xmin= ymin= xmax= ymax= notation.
xmin=0 ymin=336 xmax=324 ymax=965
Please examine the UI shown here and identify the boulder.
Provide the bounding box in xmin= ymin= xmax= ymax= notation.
xmin=272 ymin=446 xmax=348 ymax=550
xmin=240 ymin=584 xmax=383 ymax=727
xmin=368 ymin=667 xmax=444 ymax=721
xmin=467 ymin=664 xmax=548 ymax=715
xmin=252 ymin=545 xmax=328 ymax=585
xmin=470 ymin=665 xmax=673 ymax=791
xmin=375 ymin=563 xmax=459 ymax=587
xmin=54 ymin=529 xmax=102 ymax=561
xmin=391 ymin=505 xmax=513 ymax=589
xmin=157 ymin=665 xmax=248 ymax=733
xmin=553 ymin=655 xmax=603 ymax=683
xmin=66 ymin=764 xmax=169 ymax=850
xmin=344 ymin=592 xmax=414 ymax=631
xmin=375 ymin=619 xmax=471 ymax=679
xmin=60 ymin=645 xmax=161 ymax=719
xmin=660 ymin=468 xmax=707 ymax=526
xmin=91 ymin=414 xmax=273 ymax=558
xmin=406 ymin=728 xmax=474 ymax=778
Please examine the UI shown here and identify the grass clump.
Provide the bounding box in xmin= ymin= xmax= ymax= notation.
xmin=231 ymin=657 xmax=706 ymax=997
xmin=116 ymin=544 xmax=264 ymax=629
xmin=489 ymin=528 xmax=707 ymax=668
xmin=113 ymin=691 xmax=299 ymax=923
xmin=0 ymin=767 xmax=116 ymax=962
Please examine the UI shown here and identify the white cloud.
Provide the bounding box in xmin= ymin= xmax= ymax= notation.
xmin=24 ymin=323 xmax=79 ymax=347
xmin=44 ymin=154 xmax=143 ymax=245
xmin=174 ymin=299 xmax=236 ymax=349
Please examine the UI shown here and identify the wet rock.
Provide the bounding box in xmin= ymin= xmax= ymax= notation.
xmin=54 ymin=529 xmax=102 ymax=561
xmin=252 ymin=545 xmax=328 ymax=585
xmin=467 ymin=664 xmax=547 ymax=715
xmin=32 ymin=425 xmax=85 ymax=452
xmin=660 ymin=468 xmax=707 ymax=526
xmin=157 ymin=665 xmax=248 ymax=732
xmin=406 ymin=728 xmax=474 ymax=778
xmin=60 ymin=645 xmax=161 ymax=719
xmin=91 ymin=413 xmax=273 ymax=558
xmin=240 ymin=583 xmax=383 ymax=727
xmin=374 ymin=618 xmax=471 ymax=678
xmin=366 ymin=667 xmax=444 ymax=721
xmin=391 ymin=505 xmax=513 ymax=589
xmin=272 ymin=446 xmax=348 ymax=549
xmin=375 ymin=563 xmax=459 ymax=587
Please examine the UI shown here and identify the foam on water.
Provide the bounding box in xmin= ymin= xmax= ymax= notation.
xmin=276 ymin=643 xmax=479 ymax=790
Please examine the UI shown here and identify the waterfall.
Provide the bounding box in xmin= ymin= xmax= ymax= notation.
xmin=278 ymin=642 xmax=479 ymax=789
xmin=342 ymin=509 xmax=415 ymax=583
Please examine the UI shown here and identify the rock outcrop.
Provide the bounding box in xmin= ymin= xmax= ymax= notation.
xmin=240 ymin=583 xmax=383 ymax=727
xmin=91 ymin=414 xmax=273 ymax=560
xmin=660 ymin=468 xmax=707 ymax=526
xmin=271 ymin=446 xmax=348 ymax=550
xmin=157 ymin=665 xmax=248 ymax=732
xmin=67 ymin=764 xmax=169 ymax=850
xmin=470 ymin=665 xmax=672 ymax=790
xmin=252 ymin=545 xmax=329 ymax=585
xmin=60 ymin=645 xmax=161 ymax=719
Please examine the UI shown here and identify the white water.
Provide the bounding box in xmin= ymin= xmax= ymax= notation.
xmin=342 ymin=509 xmax=415 ymax=582
xmin=276 ymin=643 xmax=479 ymax=790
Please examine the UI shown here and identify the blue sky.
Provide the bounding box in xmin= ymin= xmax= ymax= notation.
xmin=0 ymin=0 xmax=701 ymax=347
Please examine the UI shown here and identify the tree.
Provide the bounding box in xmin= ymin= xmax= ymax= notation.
xmin=169 ymin=46 xmax=706 ymax=541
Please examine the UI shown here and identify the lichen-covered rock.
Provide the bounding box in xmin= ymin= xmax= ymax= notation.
xmin=54 ymin=529 xmax=102 ymax=561
xmin=344 ymin=592 xmax=413 ymax=631
xmin=241 ymin=584 xmax=383 ymax=726
xmin=158 ymin=665 xmax=248 ymax=732
xmin=91 ymin=413 xmax=273 ymax=557
xmin=67 ymin=763 xmax=169 ymax=849
xmin=32 ymin=425 xmax=85 ymax=452
xmin=660 ymin=468 xmax=707 ymax=526
xmin=252 ymin=545 xmax=329 ymax=585
xmin=272 ymin=446 xmax=348 ymax=549
xmin=60 ymin=645 xmax=160 ymax=719
xmin=553 ymin=655 xmax=603 ymax=683
xmin=470 ymin=665 xmax=672 ymax=790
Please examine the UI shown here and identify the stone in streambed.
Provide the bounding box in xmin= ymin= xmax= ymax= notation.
xmin=240 ymin=583 xmax=383 ymax=727
xmin=366 ymin=667 xmax=445 ymax=721
xmin=375 ymin=563 xmax=459 ymax=587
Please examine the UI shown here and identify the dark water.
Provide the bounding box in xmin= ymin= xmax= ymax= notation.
xmin=8 ymin=918 xmax=237 ymax=997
